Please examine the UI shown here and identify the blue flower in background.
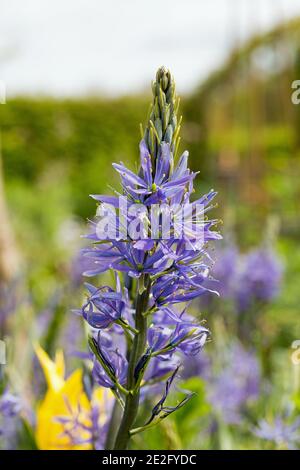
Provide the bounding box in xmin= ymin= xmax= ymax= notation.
xmin=0 ymin=391 xmax=21 ymax=419
xmin=199 ymin=243 xmax=283 ymax=317
xmin=0 ymin=391 xmax=21 ymax=449
xmin=236 ymin=247 xmax=283 ymax=312
xmin=183 ymin=342 xmax=261 ymax=425
xmin=211 ymin=244 xmax=239 ymax=299
xmin=254 ymin=416 xmax=300 ymax=449
xmin=208 ymin=343 xmax=261 ymax=424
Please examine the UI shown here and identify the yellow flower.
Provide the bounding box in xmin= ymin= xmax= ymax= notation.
xmin=34 ymin=344 xmax=111 ymax=450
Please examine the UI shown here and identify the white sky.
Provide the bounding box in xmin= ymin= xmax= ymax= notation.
xmin=1 ymin=0 xmax=300 ymax=97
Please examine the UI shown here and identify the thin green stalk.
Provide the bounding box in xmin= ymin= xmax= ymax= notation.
xmin=113 ymin=275 xmax=151 ymax=449
xmin=104 ymin=274 xmax=134 ymax=449
xmin=43 ymin=300 xmax=66 ymax=356
xmin=104 ymin=400 xmax=123 ymax=450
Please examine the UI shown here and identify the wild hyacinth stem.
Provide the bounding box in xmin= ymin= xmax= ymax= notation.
xmin=113 ymin=275 xmax=151 ymax=450
xmin=113 ymin=68 xmax=179 ymax=449
xmin=104 ymin=400 xmax=122 ymax=450
xmin=105 ymin=274 xmax=135 ymax=450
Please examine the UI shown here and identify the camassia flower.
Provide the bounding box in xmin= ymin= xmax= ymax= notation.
xmin=79 ymin=277 xmax=130 ymax=329
xmin=182 ymin=341 xmax=260 ymax=426
xmin=198 ymin=242 xmax=283 ymax=323
xmin=148 ymin=322 xmax=209 ymax=357
xmin=208 ymin=342 xmax=260 ymax=424
xmin=78 ymin=67 xmax=221 ymax=450
xmin=254 ymin=416 xmax=300 ymax=450
xmin=93 ymin=345 xmax=128 ymax=389
xmin=34 ymin=345 xmax=113 ymax=450
xmin=235 ymin=247 xmax=283 ymax=313
xmin=112 ymin=141 xmax=194 ymax=205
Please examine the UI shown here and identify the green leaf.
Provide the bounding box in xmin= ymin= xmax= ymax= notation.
xmin=17 ymin=419 xmax=38 ymax=450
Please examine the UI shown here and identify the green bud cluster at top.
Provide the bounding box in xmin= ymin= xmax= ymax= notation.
xmin=143 ymin=66 xmax=182 ymax=164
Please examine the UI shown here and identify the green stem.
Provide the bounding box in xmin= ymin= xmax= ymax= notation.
xmin=117 ymin=318 xmax=139 ymax=335
xmin=104 ymin=399 xmax=123 ymax=450
xmin=113 ymin=275 xmax=151 ymax=449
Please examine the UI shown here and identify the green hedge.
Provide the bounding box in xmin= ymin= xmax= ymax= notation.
xmin=0 ymin=97 xmax=149 ymax=217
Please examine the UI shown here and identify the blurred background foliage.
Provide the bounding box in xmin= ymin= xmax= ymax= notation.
xmin=1 ymin=17 xmax=300 ymax=450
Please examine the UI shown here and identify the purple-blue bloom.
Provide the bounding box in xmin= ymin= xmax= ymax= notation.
xmin=56 ymin=389 xmax=113 ymax=450
xmin=182 ymin=341 xmax=260 ymax=424
xmin=211 ymin=244 xmax=239 ymax=299
xmin=0 ymin=391 xmax=22 ymax=449
xmin=199 ymin=243 xmax=283 ymax=318
xmin=208 ymin=343 xmax=260 ymax=424
xmin=92 ymin=344 xmax=128 ymax=389
xmin=148 ymin=322 xmax=209 ymax=357
xmin=78 ymin=67 xmax=220 ymax=449
xmin=80 ymin=280 xmax=129 ymax=329
xmin=112 ymin=141 xmax=195 ymax=206
xmin=151 ymin=270 xmax=218 ymax=307
xmin=143 ymin=356 xmax=180 ymax=384
xmin=254 ymin=416 xmax=300 ymax=449
xmin=181 ymin=350 xmax=211 ymax=381
xmin=236 ymin=247 xmax=283 ymax=312
xmin=0 ymin=391 xmax=21 ymax=418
